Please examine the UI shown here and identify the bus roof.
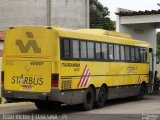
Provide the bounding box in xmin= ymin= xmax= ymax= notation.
xmin=6 ymin=26 xmax=151 ymax=48
xmin=77 ymin=29 xmax=132 ymax=39
xmin=54 ymin=27 xmax=151 ymax=48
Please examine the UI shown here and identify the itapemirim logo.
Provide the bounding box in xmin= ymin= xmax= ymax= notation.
xmin=16 ymin=32 xmax=41 ymax=53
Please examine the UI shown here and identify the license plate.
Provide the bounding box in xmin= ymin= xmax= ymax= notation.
xmin=22 ymin=85 xmax=32 ymax=90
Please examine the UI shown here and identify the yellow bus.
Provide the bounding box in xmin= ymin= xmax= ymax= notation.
xmin=2 ymin=26 xmax=153 ymax=110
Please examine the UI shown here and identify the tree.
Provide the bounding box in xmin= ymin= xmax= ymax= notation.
xmin=90 ymin=0 xmax=115 ymax=30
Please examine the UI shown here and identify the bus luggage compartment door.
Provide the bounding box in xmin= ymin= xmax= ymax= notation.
xmin=4 ymin=59 xmax=51 ymax=93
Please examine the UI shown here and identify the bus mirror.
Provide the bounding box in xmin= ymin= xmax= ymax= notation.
xmin=156 ymin=57 xmax=160 ymax=64
xmin=149 ymin=48 xmax=152 ymax=53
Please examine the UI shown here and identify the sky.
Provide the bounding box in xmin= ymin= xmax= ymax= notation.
xmin=98 ymin=0 xmax=160 ymax=20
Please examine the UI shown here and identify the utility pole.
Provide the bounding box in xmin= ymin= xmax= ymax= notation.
xmin=47 ymin=0 xmax=51 ymax=26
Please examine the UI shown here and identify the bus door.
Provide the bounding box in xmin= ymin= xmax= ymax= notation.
xmin=149 ymin=48 xmax=154 ymax=93
xmin=149 ymin=48 xmax=154 ymax=82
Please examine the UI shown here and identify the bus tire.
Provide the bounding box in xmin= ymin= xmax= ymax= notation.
xmin=35 ymin=101 xmax=49 ymax=110
xmin=95 ymin=86 xmax=106 ymax=108
xmin=82 ymin=87 xmax=95 ymax=111
xmin=136 ymin=84 xmax=145 ymax=100
xmin=35 ymin=101 xmax=60 ymax=110
xmin=6 ymin=98 xmax=14 ymax=103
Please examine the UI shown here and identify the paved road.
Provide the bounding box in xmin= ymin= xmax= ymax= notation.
xmin=0 ymin=96 xmax=160 ymax=120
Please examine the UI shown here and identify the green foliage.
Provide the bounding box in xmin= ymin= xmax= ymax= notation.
xmin=156 ymin=32 xmax=160 ymax=60
xmin=90 ymin=0 xmax=115 ymax=30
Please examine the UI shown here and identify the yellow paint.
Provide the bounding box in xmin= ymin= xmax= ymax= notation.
xmin=2 ymin=26 xmax=151 ymax=93
xmin=60 ymin=61 xmax=149 ymax=89
xmin=77 ymin=29 xmax=132 ymax=39
xmin=4 ymin=58 xmax=51 ymax=92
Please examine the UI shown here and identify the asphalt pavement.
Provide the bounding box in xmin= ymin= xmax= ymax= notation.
xmin=0 ymin=95 xmax=160 ymax=120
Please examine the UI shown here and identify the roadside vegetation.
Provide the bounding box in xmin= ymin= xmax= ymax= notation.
xmin=90 ymin=0 xmax=115 ymax=30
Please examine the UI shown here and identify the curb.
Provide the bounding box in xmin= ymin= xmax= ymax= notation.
xmin=0 ymin=102 xmax=34 ymax=108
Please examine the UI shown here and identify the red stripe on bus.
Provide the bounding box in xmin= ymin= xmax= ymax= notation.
xmin=77 ymin=65 xmax=87 ymax=87
xmin=84 ymin=72 xmax=90 ymax=87
xmin=137 ymin=76 xmax=141 ymax=84
xmin=80 ymin=69 xmax=89 ymax=87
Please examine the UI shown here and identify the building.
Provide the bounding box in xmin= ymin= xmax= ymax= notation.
xmin=0 ymin=0 xmax=89 ymax=31
xmin=116 ymin=8 xmax=160 ymax=82
xmin=0 ymin=0 xmax=89 ymax=56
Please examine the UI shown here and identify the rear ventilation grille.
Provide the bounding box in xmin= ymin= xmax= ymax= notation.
xmin=61 ymin=80 xmax=72 ymax=90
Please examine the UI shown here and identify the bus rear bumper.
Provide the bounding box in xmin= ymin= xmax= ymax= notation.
xmin=2 ymin=87 xmax=85 ymax=105
xmin=2 ymin=88 xmax=47 ymax=101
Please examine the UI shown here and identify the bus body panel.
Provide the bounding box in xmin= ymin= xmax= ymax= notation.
xmin=60 ymin=61 xmax=149 ymax=90
xmin=4 ymin=58 xmax=52 ymax=93
xmin=2 ymin=26 xmax=60 ymax=93
xmin=4 ymin=27 xmax=55 ymax=57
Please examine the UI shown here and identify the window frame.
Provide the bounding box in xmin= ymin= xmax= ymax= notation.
xmin=108 ymin=43 xmax=114 ymax=61
xmin=61 ymin=38 xmax=71 ymax=60
xmin=87 ymin=41 xmax=95 ymax=60
xmin=60 ymin=37 xmax=148 ymax=63
xmin=113 ymin=44 xmax=120 ymax=61
xmin=72 ymin=40 xmax=80 ymax=59
xmin=120 ymin=45 xmax=125 ymax=61
xmin=125 ymin=46 xmax=131 ymax=61
xmin=95 ymin=42 xmax=101 ymax=60
xmin=135 ymin=47 xmax=141 ymax=62
xmin=130 ymin=46 xmax=135 ymax=62
xmin=101 ymin=42 xmax=108 ymax=60
xmin=80 ymin=40 xmax=87 ymax=59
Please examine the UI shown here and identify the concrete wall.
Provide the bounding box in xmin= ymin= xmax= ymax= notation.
xmin=117 ymin=23 xmax=156 ymax=49
xmin=119 ymin=14 xmax=160 ymax=25
xmin=0 ymin=0 xmax=89 ymax=31
xmin=51 ymin=0 xmax=89 ymax=29
xmin=0 ymin=0 xmax=47 ymax=31
xmin=116 ymin=8 xmax=157 ymax=53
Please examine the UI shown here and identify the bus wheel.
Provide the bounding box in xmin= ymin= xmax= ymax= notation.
xmin=35 ymin=101 xmax=46 ymax=110
xmin=35 ymin=101 xmax=60 ymax=110
xmin=136 ymin=84 xmax=145 ymax=100
xmin=82 ymin=87 xmax=95 ymax=111
xmin=95 ymin=86 xmax=106 ymax=108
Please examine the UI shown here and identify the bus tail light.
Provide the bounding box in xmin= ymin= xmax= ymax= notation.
xmin=51 ymin=74 xmax=59 ymax=87
xmin=1 ymin=71 xmax=4 ymax=85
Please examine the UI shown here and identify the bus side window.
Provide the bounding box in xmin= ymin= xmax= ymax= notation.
xmin=72 ymin=40 xmax=80 ymax=59
xmin=135 ymin=47 xmax=140 ymax=62
xmin=144 ymin=49 xmax=147 ymax=62
xmin=120 ymin=45 xmax=125 ymax=61
xmin=140 ymin=48 xmax=147 ymax=62
xmin=114 ymin=44 xmax=120 ymax=60
xmin=95 ymin=43 xmax=101 ymax=59
xmin=131 ymin=47 xmax=135 ymax=61
xmin=109 ymin=44 xmax=114 ymax=60
xmin=101 ymin=43 xmax=108 ymax=60
xmin=87 ymin=41 xmax=95 ymax=59
xmin=80 ymin=41 xmax=87 ymax=59
xmin=125 ymin=46 xmax=130 ymax=61
xmin=63 ymin=39 xmax=71 ymax=59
